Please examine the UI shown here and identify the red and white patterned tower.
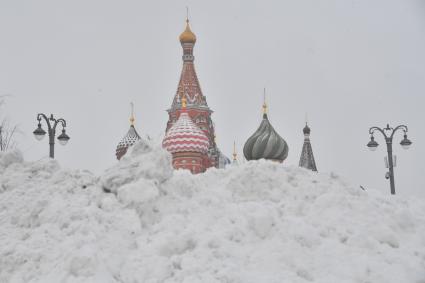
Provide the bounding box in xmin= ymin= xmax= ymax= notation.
xmin=165 ymin=18 xmax=219 ymax=169
xmin=163 ymin=96 xmax=210 ymax=173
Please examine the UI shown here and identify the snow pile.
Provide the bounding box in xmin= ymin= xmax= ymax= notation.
xmin=1 ymin=143 xmax=425 ymax=283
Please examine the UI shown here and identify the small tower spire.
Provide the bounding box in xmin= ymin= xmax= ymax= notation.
xmin=130 ymin=102 xmax=135 ymax=126
xmin=262 ymin=88 xmax=268 ymax=115
xmin=299 ymin=122 xmax=317 ymax=171
xmin=232 ymin=141 xmax=237 ymax=162
xmin=179 ymin=10 xmax=196 ymax=45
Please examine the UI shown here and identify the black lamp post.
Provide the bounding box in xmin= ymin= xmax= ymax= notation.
xmin=33 ymin=113 xmax=70 ymax=158
xmin=367 ymin=124 xmax=412 ymax=195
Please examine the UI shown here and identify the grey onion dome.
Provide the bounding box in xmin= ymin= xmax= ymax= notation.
xmin=243 ymin=113 xmax=289 ymax=162
xmin=303 ymin=124 xmax=311 ymax=135
xmin=116 ymin=125 xmax=141 ymax=160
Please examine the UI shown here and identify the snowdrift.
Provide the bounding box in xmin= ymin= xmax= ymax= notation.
xmin=1 ymin=142 xmax=425 ymax=283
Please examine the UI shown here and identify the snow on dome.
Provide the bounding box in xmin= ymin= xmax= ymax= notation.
xmin=1 ymin=148 xmax=425 ymax=283
xmin=162 ymin=112 xmax=210 ymax=154
xmin=116 ymin=125 xmax=143 ymax=160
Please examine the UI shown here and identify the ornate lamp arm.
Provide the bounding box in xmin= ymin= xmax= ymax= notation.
xmin=390 ymin=125 xmax=408 ymax=139
xmin=37 ymin=113 xmax=52 ymax=132
xmin=369 ymin=126 xmax=388 ymax=139
xmin=52 ymin=118 xmax=67 ymax=131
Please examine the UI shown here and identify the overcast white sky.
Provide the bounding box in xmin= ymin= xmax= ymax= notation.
xmin=1 ymin=0 xmax=424 ymax=197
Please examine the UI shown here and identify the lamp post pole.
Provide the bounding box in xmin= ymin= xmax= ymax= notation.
xmin=385 ymin=135 xmax=395 ymax=195
xmin=33 ymin=113 xmax=70 ymax=159
xmin=367 ymin=124 xmax=412 ymax=195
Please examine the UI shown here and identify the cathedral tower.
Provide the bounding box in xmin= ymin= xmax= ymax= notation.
xmin=165 ymin=18 xmax=219 ymax=169
xmin=299 ymin=123 xmax=318 ymax=171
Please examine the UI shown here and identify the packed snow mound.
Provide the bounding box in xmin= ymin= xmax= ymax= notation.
xmin=1 ymin=146 xmax=425 ymax=283
xmin=101 ymin=141 xmax=173 ymax=193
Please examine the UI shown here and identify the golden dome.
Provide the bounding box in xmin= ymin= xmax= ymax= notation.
xmin=179 ymin=20 xmax=196 ymax=44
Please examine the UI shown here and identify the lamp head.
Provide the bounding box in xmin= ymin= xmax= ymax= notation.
xmin=33 ymin=123 xmax=46 ymax=141
xmin=400 ymin=134 xmax=412 ymax=150
xmin=57 ymin=129 xmax=70 ymax=146
xmin=367 ymin=136 xmax=379 ymax=151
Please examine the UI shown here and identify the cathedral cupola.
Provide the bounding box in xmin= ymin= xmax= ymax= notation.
xmin=179 ymin=19 xmax=197 ymax=44
xmin=243 ymin=91 xmax=289 ymax=163
xmin=163 ymin=96 xmax=210 ymax=173
xmin=179 ymin=18 xmax=197 ymax=63
xmin=116 ymin=103 xmax=141 ymax=160
xmin=303 ymin=124 xmax=311 ymax=135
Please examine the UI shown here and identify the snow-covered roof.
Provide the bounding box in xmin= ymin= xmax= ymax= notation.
xmin=116 ymin=125 xmax=141 ymax=160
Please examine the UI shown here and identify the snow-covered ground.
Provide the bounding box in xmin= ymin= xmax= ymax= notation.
xmin=1 ymin=142 xmax=425 ymax=283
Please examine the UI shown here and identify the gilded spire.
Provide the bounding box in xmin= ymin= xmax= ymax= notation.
xmin=262 ymin=88 xmax=268 ymax=115
xmin=130 ymin=102 xmax=135 ymax=126
xmin=232 ymin=141 xmax=237 ymax=162
xmin=179 ymin=10 xmax=196 ymax=44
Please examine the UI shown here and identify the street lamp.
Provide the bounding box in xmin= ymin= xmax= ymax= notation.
xmin=33 ymin=113 xmax=70 ymax=158
xmin=367 ymin=124 xmax=412 ymax=195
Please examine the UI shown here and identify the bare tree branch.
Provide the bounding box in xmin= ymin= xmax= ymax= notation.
xmin=0 ymin=96 xmax=18 ymax=152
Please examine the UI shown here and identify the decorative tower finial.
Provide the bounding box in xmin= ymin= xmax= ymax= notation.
xmin=179 ymin=13 xmax=196 ymax=45
xmin=232 ymin=141 xmax=237 ymax=162
xmin=130 ymin=102 xmax=135 ymax=126
xmin=262 ymin=88 xmax=268 ymax=115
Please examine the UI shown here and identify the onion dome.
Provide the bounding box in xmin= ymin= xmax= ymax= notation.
xmin=243 ymin=94 xmax=289 ymax=162
xmin=116 ymin=125 xmax=141 ymax=160
xmin=116 ymin=103 xmax=141 ymax=160
xmin=163 ymin=97 xmax=209 ymax=154
xmin=179 ymin=19 xmax=197 ymax=44
xmin=303 ymin=124 xmax=311 ymax=135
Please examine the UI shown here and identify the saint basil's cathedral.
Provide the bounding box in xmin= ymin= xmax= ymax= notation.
xmin=163 ymin=19 xmax=221 ymax=173
xmin=116 ymin=17 xmax=317 ymax=174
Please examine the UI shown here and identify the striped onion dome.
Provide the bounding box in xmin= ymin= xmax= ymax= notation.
xmin=162 ymin=112 xmax=210 ymax=154
xmin=243 ymin=113 xmax=289 ymax=162
xmin=116 ymin=125 xmax=141 ymax=160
